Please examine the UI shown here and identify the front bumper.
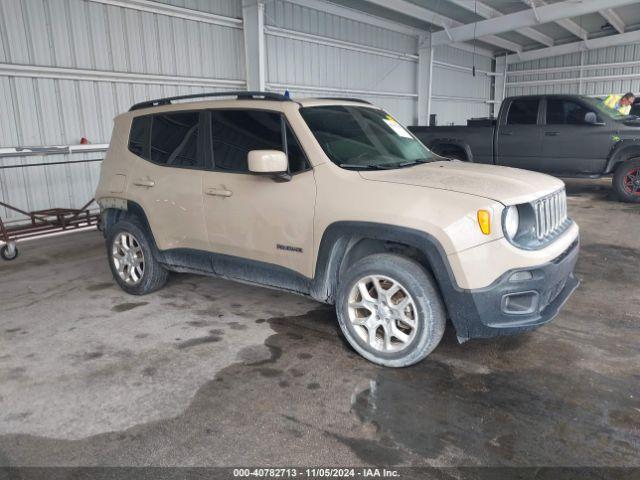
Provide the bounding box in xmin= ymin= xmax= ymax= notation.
xmin=449 ymin=238 xmax=580 ymax=341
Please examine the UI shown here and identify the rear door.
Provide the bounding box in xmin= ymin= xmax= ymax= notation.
xmin=126 ymin=111 xmax=209 ymax=252
xmin=540 ymin=97 xmax=612 ymax=174
xmin=201 ymin=109 xmax=316 ymax=278
xmin=495 ymin=97 xmax=544 ymax=170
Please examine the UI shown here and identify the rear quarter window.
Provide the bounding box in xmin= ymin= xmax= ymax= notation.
xmin=128 ymin=116 xmax=151 ymax=160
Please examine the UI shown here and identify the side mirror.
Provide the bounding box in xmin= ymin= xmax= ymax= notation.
xmin=584 ymin=112 xmax=604 ymax=125
xmin=248 ymin=150 xmax=290 ymax=180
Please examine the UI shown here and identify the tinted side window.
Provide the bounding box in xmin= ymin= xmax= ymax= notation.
xmin=547 ymin=99 xmax=592 ymax=125
xmin=150 ymin=112 xmax=201 ymax=168
xmin=286 ymin=124 xmax=309 ymax=173
xmin=128 ymin=116 xmax=151 ymax=160
xmin=506 ymin=99 xmax=539 ymax=125
xmin=212 ymin=110 xmax=282 ymax=172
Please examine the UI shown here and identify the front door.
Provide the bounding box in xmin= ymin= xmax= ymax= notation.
xmin=540 ymin=97 xmax=612 ymax=174
xmin=202 ymin=109 xmax=316 ymax=278
xmin=496 ymin=97 xmax=544 ymax=171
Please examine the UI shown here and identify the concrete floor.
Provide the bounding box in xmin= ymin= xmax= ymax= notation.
xmin=0 ymin=178 xmax=638 ymax=467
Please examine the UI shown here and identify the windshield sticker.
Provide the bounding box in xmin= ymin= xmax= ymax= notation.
xmin=383 ymin=118 xmax=413 ymax=139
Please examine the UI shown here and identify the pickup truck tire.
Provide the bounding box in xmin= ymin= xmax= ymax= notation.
xmin=613 ymin=158 xmax=640 ymax=203
xmin=106 ymin=219 xmax=169 ymax=295
xmin=336 ymin=253 xmax=446 ymax=367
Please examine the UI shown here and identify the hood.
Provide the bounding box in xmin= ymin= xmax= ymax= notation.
xmin=358 ymin=161 xmax=564 ymax=205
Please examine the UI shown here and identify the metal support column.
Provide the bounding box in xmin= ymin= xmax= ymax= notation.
xmin=242 ymin=0 xmax=266 ymax=91
xmin=417 ymin=33 xmax=433 ymax=126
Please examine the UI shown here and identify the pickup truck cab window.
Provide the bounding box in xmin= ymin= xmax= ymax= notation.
xmin=546 ymin=99 xmax=594 ymax=125
xmin=300 ymin=105 xmax=437 ymax=170
xmin=506 ymin=98 xmax=539 ymax=125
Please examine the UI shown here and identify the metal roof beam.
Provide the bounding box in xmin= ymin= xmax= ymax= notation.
xmin=447 ymin=0 xmax=554 ymax=46
xmin=506 ymin=29 xmax=640 ymax=63
xmin=433 ymin=0 xmax=637 ymax=46
xmin=521 ymin=0 xmax=588 ymax=40
xmin=364 ymin=0 xmax=523 ymax=52
xmin=599 ymin=8 xmax=625 ymax=34
xmin=482 ymin=35 xmax=523 ymax=53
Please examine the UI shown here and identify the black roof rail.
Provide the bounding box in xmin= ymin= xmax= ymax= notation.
xmin=129 ymin=91 xmax=292 ymax=111
xmin=316 ymin=97 xmax=372 ymax=105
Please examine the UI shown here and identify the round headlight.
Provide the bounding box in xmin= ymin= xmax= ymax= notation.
xmin=504 ymin=205 xmax=519 ymax=239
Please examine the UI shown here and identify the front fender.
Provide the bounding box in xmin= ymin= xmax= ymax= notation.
xmin=605 ymin=139 xmax=640 ymax=173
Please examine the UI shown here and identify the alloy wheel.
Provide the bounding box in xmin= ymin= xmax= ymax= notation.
xmin=347 ymin=275 xmax=418 ymax=353
xmin=623 ymin=167 xmax=640 ymax=195
xmin=112 ymin=232 xmax=145 ymax=285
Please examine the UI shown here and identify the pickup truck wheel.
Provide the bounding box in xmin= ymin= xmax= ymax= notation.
xmin=336 ymin=253 xmax=446 ymax=367
xmin=106 ymin=219 xmax=168 ymax=295
xmin=613 ymin=159 xmax=640 ymax=203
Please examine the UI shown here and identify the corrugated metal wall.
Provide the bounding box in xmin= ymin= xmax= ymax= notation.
xmin=431 ymin=45 xmax=493 ymax=126
xmin=506 ymin=43 xmax=640 ymax=97
xmin=0 ymin=0 xmax=245 ymax=223
xmin=262 ymin=2 xmax=493 ymax=127
xmin=0 ymin=0 xmax=493 ymax=225
xmin=264 ymin=0 xmax=419 ymax=125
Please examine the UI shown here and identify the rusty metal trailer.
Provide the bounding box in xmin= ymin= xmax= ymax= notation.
xmin=0 ymin=199 xmax=100 ymax=260
xmin=0 ymin=145 xmax=106 ymax=261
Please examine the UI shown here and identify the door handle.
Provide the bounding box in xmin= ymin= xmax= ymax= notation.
xmin=500 ymin=131 xmax=513 ymax=136
xmin=132 ymin=177 xmax=155 ymax=187
xmin=545 ymin=131 xmax=559 ymax=136
xmin=205 ymin=187 xmax=233 ymax=198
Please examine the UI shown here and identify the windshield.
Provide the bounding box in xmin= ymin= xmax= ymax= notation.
xmin=584 ymin=97 xmax=633 ymax=121
xmin=299 ymin=105 xmax=439 ymax=170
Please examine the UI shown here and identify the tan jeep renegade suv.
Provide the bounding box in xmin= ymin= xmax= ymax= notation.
xmin=96 ymin=91 xmax=580 ymax=367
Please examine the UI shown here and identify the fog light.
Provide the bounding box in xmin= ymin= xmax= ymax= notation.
xmin=502 ymin=291 xmax=539 ymax=315
xmin=509 ymin=271 xmax=533 ymax=282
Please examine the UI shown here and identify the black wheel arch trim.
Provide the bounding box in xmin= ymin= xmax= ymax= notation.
xmin=311 ymin=221 xmax=473 ymax=339
xmin=605 ymin=140 xmax=640 ymax=173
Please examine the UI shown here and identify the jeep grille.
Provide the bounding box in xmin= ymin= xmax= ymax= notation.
xmin=533 ymin=189 xmax=568 ymax=241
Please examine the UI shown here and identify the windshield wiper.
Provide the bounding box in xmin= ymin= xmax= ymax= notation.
xmin=397 ymin=159 xmax=431 ymax=168
xmin=339 ymin=163 xmax=393 ymax=170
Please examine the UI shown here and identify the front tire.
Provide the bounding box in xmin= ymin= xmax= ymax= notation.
xmin=613 ymin=158 xmax=640 ymax=203
xmin=336 ymin=253 xmax=446 ymax=367
xmin=106 ymin=219 xmax=168 ymax=295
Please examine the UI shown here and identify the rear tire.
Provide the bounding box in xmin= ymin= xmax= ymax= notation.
xmin=106 ymin=219 xmax=168 ymax=295
xmin=335 ymin=253 xmax=446 ymax=367
xmin=613 ymin=158 xmax=640 ymax=203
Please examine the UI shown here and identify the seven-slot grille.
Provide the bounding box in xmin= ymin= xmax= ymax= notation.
xmin=533 ymin=189 xmax=568 ymax=241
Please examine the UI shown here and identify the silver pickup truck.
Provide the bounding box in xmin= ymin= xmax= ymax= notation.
xmin=409 ymin=94 xmax=640 ymax=203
